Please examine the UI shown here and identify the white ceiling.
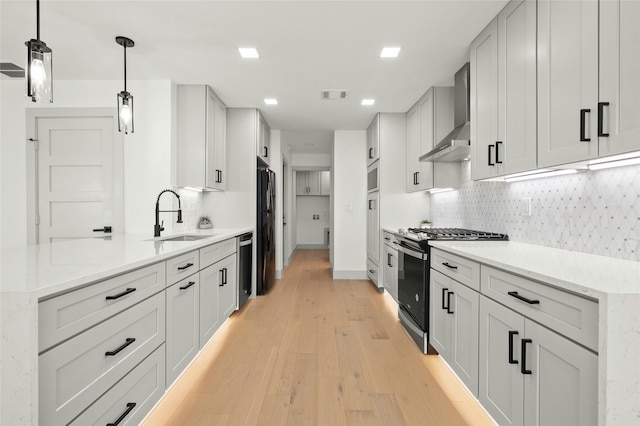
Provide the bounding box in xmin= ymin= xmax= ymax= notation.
xmin=1 ymin=0 xmax=507 ymax=146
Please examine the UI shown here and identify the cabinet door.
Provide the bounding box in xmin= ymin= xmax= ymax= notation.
xmin=406 ymin=104 xmax=420 ymax=192
xmin=383 ymin=244 xmax=394 ymax=298
xmin=213 ymin=95 xmax=226 ymax=190
xmin=449 ymin=280 xmax=480 ymax=397
xmin=296 ymin=171 xmax=308 ymax=195
xmin=366 ymin=192 xmax=379 ymax=264
xmin=257 ymin=112 xmax=270 ymax=165
xmin=470 ymin=18 xmax=499 ymax=180
xmin=205 ymin=87 xmax=217 ymax=189
xmin=537 ymin=0 xmax=599 ymax=167
xmin=599 ymin=0 xmax=640 ymax=157
xmin=429 ymin=270 xmax=451 ymax=358
xmin=166 ymin=275 xmax=199 ymax=385
xmin=199 ymin=263 xmax=221 ymax=348
xmin=479 ymin=296 xmax=525 ymax=426
xmin=498 ymin=0 xmax=537 ymax=176
xmin=367 ymin=114 xmax=379 ymax=165
xmin=307 ymin=171 xmax=320 ymax=195
xmin=523 ymin=319 xmax=598 ymax=426
xmin=417 ymin=90 xmax=434 ymax=190
xmin=320 ymin=170 xmax=330 ymax=195
xmin=218 ymin=254 xmax=237 ymax=320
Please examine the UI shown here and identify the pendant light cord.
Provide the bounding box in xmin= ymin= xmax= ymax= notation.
xmin=36 ymin=0 xmax=40 ymax=40
xmin=123 ymin=44 xmax=127 ymax=92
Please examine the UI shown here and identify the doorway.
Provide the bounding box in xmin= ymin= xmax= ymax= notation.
xmin=27 ymin=108 xmax=123 ymax=244
xmin=282 ymin=157 xmax=291 ymax=267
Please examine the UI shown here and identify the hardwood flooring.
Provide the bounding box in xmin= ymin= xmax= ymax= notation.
xmin=143 ymin=249 xmax=494 ymax=425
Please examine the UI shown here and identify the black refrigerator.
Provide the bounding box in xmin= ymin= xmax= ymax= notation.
xmin=257 ymin=168 xmax=275 ymax=295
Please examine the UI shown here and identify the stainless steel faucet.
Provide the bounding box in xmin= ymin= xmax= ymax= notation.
xmin=154 ymin=189 xmax=183 ymax=237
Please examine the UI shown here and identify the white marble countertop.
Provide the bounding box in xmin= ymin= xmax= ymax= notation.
xmin=429 ymin=241 xmax=640 ymax=298
xmin=0 ymin=228 xmax=252 ymax=299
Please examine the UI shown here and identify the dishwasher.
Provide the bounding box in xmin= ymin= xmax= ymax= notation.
xmin=238 ymin=232 xmax=253 ymax=310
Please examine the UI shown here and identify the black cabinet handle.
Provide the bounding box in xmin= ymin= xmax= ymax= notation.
xmin=219 ymin=269 xmax=225 ymax=286
xmin=179 ymin=281 xmax=195 ymax=290
xmin=580 ymin=108 xmax=591 ymax=142
xmin=223 ymin=268 xmax=228 ymax=285
xmin=415 ymin=172 xmax=419 ymax=185
xmin=93 ymin=226 xmax=112 ymax=233
xmin=441 ymin=287 xmax=449 ymax=310
xmin=508 ymin=291 xmax=540 ymax=305
xmin=264 ymin=146 xmax=268 ymax=158
xmin=442 ymin=262 xmax=458 ymax=270
xmin=446 ymin=291 xmax=454 ymax=314
xmin=106 ymin=402 xmax=136 ymax=426
xmin=384 ymin=237 xmax=390 ymax=241
xmin=215 ymin=170 xmax=222 ymax=184
xmin=521 ymin=338 xmax=532 ymax=374
xmin=105 ymin=287 xmax=136 ymax=300
xmin=487 ymin=144 xmax=495 ymax=166
xmin=495 ymin=141 xmax=503 ymax=164
xmin=369 ymin=269 xmax=375 ymax=274
xmin=105 ymin=338 xmax=135 ymax=356
xmin=387 ymin=254 xmax=392 ymax=267
xmin=598 ymin=102 xmax=610 ymax=137
xmin=177 ymin=262 xmax=194 ymax=271
xmin=508 ymin=331 xmax=519 ymax=364
xmin=369 ymin=147 xmax=374 ymax=159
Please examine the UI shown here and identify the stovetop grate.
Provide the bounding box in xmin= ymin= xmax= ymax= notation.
xmin=406 ymin=227 xmax=508 ymax=240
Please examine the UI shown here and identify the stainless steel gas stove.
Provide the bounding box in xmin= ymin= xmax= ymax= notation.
xmin=395 ymin=227 xmax=508 ymax=353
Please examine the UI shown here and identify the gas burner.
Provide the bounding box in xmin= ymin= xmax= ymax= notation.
xmin=406 ymin=227 xmax=508 ymax=241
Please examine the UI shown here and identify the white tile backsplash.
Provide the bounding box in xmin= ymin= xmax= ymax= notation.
xmin=172 ymin=188 xmax=203 ymax=233
xmin=431 ymin=161 xmax=640 ymax=261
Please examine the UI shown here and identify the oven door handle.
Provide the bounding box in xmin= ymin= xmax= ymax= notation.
xmin=397 ymin=242 xmax=427 ymax=260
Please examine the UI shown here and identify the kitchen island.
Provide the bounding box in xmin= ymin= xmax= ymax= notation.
xmin=429 ymin=240 xmax=640 ymax=426
xmin=0 ymin=228 xmax=252 ymax=425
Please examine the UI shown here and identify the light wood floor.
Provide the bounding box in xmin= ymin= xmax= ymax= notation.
xmin=143 ymin=249 xmax=494 ymax=426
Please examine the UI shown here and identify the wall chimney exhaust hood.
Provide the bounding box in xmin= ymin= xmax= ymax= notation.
xmin=420 ymin=63 xmax=471 ymax=162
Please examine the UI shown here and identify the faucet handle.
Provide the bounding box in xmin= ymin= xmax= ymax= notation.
xmin=160 ymin=220 xmax=165 ymax=231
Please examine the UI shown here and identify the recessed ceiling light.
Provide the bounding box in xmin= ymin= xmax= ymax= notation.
xmin=380 ymin=47 xmax=401 ymax=58
xmin=264 ymin=98 xmax=278 ymax=105
xmin=361 ymin=99 xmax=375 ymax=106
xmin=238 ymin=47 xmax=259 ymax=58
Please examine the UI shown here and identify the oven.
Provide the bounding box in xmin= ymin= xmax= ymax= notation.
xmin=397 ymin=240 xmax=430 ymax=353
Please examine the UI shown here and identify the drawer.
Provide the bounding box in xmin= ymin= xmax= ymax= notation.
xmin=481 ymin=265 xmax=598 ymax=352
xmin=200 ymin=238 xmax=236 ymax=269
xmin=367 ymin=259 xmax=379 ymax=287
xmin=39 ymin=292 xmax=166 ymax=426
xmin=39 ymin=262 xmax=165 ymax=351
xmin=382 ymin=231 xmax=399 ymax=247
xmin=70 ymin=344 xmax=166 ymax=426
xmin=166 ymin=250 xmax=200 ymax=285
xmin=431 ymin=248 xmax=480 ymax=291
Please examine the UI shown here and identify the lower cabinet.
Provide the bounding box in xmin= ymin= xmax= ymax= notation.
xmin=383 ymin=242 xmax=398 ymax=301
xmin=479 ymin=295 xmax=598 ymax=426
xmin=429 ymin=269 xmax=479 ymax=396
xmin=199 ymin=253 xmax=237 ymax=348
xmin=218 ymin=253 xmax=238 ymax=320
xmin=166 ymin=274 xmax=200 ymax=385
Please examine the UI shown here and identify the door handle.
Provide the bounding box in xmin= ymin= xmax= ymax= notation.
xmin=495 ymin=141 xmax=503 ymax=164
xmin=446 ymin=291 xmax=454 ymax=314
xmin=488 ymin=144 xmax=495 ymax=166
xmin=369 ymin=147 xmax=374 ymax=159
xmin=580 ymin=108 xmax=591 ymax=142
xmin=598 ymin=102 xmax=610 ymax=137
xmin=521 ymin=338 xmax=532 ymax=374
xmin=93 ymin=226 xmax=112 ymax=233
xmin=441 ymin=287 xmax=449 ymax=310
xmin=264 ymin=146 xmax=268 ymax=158
xmin=415 ymin=171 xmax=419 ymax=185
xmin=508 ymin=330 xmax=519 ymax=364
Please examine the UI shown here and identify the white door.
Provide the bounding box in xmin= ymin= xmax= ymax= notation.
xmin=32 ymin=111 xmax=122 ymax=244
xmin=537 ymin=0 xmax=599 ymax=167
xmin=599 ymin=0 xmax=640 ymax=157
xmin=449 ymin=280 xmax=480 ymax=397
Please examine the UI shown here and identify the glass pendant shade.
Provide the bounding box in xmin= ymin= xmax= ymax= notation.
xmin=25 ymin=0 xmax=53 ymax=103
xmin=117 ymin=91 xmax=134 ymax=134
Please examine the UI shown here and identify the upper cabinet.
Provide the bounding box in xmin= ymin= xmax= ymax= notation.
xmin=175 ymin=85 xmax=226 ymax=190
xmin=470 ymin=0 xmax=537 ymax=181
xmin=366 ymin=114 xmax=380 ymax=165
xmin=407 ymin=87 xmax=458 ymax=192
xmin=296 ymin=171 xmax=330 ymax=196
xmin=537 ymin=0 xmax=639 ymax=167
xmin=257 ymin=111 xmax=271 ymax=166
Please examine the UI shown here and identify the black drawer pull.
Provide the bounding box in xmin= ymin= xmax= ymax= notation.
xmin=495 ymin=141 xmax=503 ymax=164
xmin=179 ymin=281 xmax=195 ymax=290
xmin=177 ymin=262 xmax=194 ymax=271
xmin=580 ymin=108 xmax=591 ymax=142
xmin=105 ymin=287 xmax=136 ymax=300
xmin=93 ymin=226 xmax=112 ymax=233
xmin=105 ymin=338 xmax=135 ymax=356
xmin=598 ymin=102 xmax=610 ymax=137
xmin=508 ymin=330 xmax=519 ymax=364
xmin=508 ymin=291 xmax=540 ymax=305
xmin=441 ymin=287 xmax=449 ymax=310
xmin=446 ymin=291 xmax=454 ymax=314
xmin=488 ymin=144 xmax=495 ymax=166
xmin=369 ymin=269 xmax=375 ymax=274
xmin=219 ymin=269 xmax=225 ymax=286
xmin=384 ymin=237 xmax=390 ymax=241
xmin=106 ymin=402 xmax=136 ymax=426
xmin=223 ymin=267 xmax=228 ymax=285
xmin=442 ymin=262 xmax=458 ymax=270
xmin=521 ymin=338 xmax=532 ymax=375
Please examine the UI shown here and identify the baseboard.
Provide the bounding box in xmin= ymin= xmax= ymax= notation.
xmin=296 ymin=244 xmax=328 ymax=249
xmin=332 ymin=270 xmax=368 ymax=280
xmin=276 ymin=269 xmax=282 ymax=279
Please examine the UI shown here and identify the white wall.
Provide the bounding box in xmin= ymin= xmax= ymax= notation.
xmin=0 ymin=79 xmax=175 ymax=248
xmin=269 ymin=130 xmax=284 ymax=277
xmin=332 ymin=130 xmax=367 ymax=278
xmin=296 ymin=196 xmax=330 ymax=246
xmin=291 ymin=153 xmax=331 ymax=168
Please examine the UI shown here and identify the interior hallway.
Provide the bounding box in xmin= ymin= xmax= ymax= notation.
xmin=143 ymin=249 xmax=493 ymax=425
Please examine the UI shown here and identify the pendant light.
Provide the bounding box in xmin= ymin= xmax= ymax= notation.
xmin=25 ymin=0 xmax=53 ymax=103
xmin=115 ymin=36 xmax=134 ymax=134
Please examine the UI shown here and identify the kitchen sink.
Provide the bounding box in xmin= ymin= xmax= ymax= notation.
xmin=152 ymin=234 xmax=217 ymax=242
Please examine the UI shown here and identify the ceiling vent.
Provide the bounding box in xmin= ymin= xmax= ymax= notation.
xmin=321 ymin=90 xmax=347 ymax=100
xmin=0 ymin=62 xmax=25 ymax=78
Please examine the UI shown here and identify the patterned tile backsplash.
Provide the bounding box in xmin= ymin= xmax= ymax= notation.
xmin=431 ymin=161 xmax=640 ymax=262
xmin=171 ymin=188 xmax=203 ymax=233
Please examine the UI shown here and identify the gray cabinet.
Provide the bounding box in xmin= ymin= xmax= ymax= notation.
xmin=366 ymin=191 xmax=380 ymax=267
xmin=166 ymin=274 xmax=200 ymax=385
xmin=175 ymin=85 xmax=226 ymax=190
xmin=382 ymin=235 xmax=398 ymax=301
xmin=199 ymin=251 xmax=237 ymax=348
xmin=217 ymin=253 xmax=237 ymax=320
xmin=296 ymin=171 xmax=330 ymax=196
xmin=366 ymin=114 xmax=380 ymax=165
xmin=479 ymin=295 xmax=598 ymax=426
xmin=257 ymin=111 xmax=271 ymax=165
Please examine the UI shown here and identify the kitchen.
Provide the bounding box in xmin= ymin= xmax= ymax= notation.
xmin=1 ymin=0 xmax=639 ymax=425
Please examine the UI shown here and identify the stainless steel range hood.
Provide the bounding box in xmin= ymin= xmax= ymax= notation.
xmin=420 ymin=63 xmax=471 ymax=162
